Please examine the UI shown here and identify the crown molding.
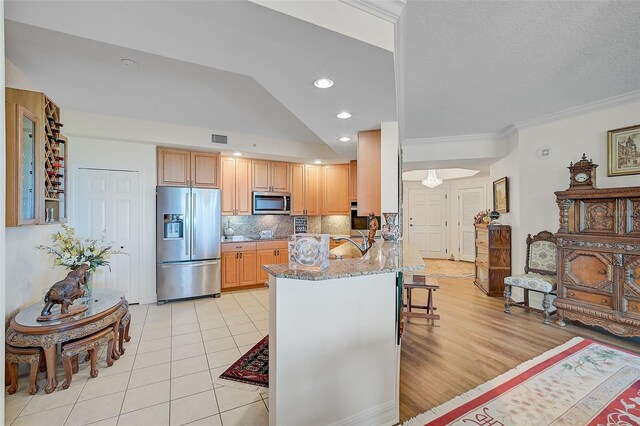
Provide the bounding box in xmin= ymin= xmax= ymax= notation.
xmin=403 ymin=132 xmax=507 ymax=146
xmin=512 ymin=89 xmax=640 ymax=131
xmin=341 ymin=0 xmax=406 ymax=23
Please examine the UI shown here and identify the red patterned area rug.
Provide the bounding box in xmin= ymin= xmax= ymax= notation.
xmin=403 ymin=337 xmax=640 ymax=425
xmin=219 ymin=335 xmax=268 ymax=391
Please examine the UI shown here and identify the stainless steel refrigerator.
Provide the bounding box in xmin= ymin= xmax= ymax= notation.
xmin=156 ymin=187 xmax=221 ymax=303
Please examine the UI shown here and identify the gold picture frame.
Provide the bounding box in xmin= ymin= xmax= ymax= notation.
xmin=607 ymin=124 xmax=640 ymax=176
xmin=493 ymin=176 xmax=509 ymax=214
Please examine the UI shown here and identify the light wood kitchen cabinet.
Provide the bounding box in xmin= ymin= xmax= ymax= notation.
xmin=221 ymin=252 xmax=239 ymax=289
xmin=252 ymin=160 xmax=290 ymax=193
xmin=349 ymin=160 xmax=357 ymax=201
xmin=291 ymin=164 xmax=305 ymax=215
xmin=291 ymin=163 xmax=324 ymax=216
xmin=221 ymin=157 xmax=252 ymax=216
xmin=191 ymin=151 xmax=220 ymax=188
xmin=357 ymin=130 xmax=381 ymax=216
xmin=256 ymin=241 xmax=289 ymax=284
xmin=323 ymin=164 xmax=350 ymax=215
xmin=221 ymin=242 xmax=258 ymax=289
xmin=157 ymin=148 xmax=191 ymax=187
xmin=239 ymin=251 xmax=258 ymax=286
xmin=157 ymin=147 xmax=220 ymax=188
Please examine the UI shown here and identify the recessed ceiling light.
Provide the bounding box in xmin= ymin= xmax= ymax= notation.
xmin=338 ymin=136 xmax=351 ymax=142
xmin=121 ymin=58 xmax=138 ymax=69
xmin=314 ymin=78 xmax=334 ymax=89
xmin=313 ymin=160 xmax=323 ymax=164
xmin=337 ymin=112 xmax=351 ymax=119
xmin=232 ymin=152 xmax=243 ymax=157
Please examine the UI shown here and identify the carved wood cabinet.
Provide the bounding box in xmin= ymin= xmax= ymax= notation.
xmin=554 ymin=186 xmax=640 ymax=337
xmin=474 ymin=224 xmax=511 ymax=297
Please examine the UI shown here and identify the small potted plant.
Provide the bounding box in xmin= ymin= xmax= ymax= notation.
xmin=474 ymin=209 xmax=491 ymax=224
xmin=37 ymin=224 xmax=124 ymax=297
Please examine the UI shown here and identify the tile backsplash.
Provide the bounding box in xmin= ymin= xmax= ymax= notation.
xmin=222 ymin=215 xmax=349 ymax=238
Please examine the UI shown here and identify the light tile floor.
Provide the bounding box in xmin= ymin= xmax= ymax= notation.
xmin=5 ymin=289 xmax=270 ymax=426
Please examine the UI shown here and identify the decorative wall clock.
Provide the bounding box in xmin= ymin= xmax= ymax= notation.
xmin=567 ymin=154 xmax=597 ymax=190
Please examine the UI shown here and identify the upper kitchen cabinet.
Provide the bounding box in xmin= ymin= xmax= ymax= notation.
xmin=349 ymin=160 xmax=357 ymax=201
xmin=5 ymin=88 xmax=68 ymax=226
xmin=252 ymin=160 xmax=290 ymax=193
xmin=357 ymin=130 xmax=381 ymax=216
xmin=157 ymin=147 xmax=220 ymax=188
xmin=323 ymin=164 xmax=350 ymax=215
xmin=221 ymin=156 xmax=252 ymax=216
xmin=291 ymin=164 xmax=323 ymax=216
xmin=191 ymin=151 xmax=221 ymax=188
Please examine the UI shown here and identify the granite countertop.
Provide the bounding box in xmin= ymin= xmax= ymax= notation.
xmin=222 ymin=236 xmax=290 ymax=243
xmin=263 ymin=240 xmax=424 ymax=281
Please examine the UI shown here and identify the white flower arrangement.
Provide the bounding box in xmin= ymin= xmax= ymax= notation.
xmin=37 ymin=224 xmax=125 ymax=272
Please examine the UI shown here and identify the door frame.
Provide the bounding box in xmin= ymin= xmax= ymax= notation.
xmin=404 ymin=183 xmax=449 ymax=259
xmin=457 ymin=186 xmax=486 ymax=262
xmin=73 ymin=167 xmax=144 ymax=304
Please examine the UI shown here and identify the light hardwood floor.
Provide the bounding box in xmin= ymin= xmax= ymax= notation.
xmin=399 ymin=277 xmax=640 ymax=423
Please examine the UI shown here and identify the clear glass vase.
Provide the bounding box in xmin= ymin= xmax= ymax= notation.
xmin=82 ymin=270 xmax=94 ymax=298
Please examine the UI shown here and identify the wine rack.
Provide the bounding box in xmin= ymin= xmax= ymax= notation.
xmin=43 ymin=97 xmax=66 ymax=223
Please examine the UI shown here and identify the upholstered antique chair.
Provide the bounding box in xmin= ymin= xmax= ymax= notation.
xmin=504 ymin=231 xmax=557 ymax=324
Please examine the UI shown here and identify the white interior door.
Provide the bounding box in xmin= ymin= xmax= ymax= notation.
xmin=458 ymin=187 xmax=485 ymax=262
xmin=75 ymin=169 xmax=140 ymax=303
xmin=407 ymin=187 xmax=448 ymax=258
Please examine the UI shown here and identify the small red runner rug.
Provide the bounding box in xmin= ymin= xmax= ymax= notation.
xmin=403 ymin=337 xmax=640 ymax=425
xmin=219 ymin=335 xmax=269 ymax=389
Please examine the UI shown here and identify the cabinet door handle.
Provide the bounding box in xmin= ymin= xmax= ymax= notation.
xmin=239 ymin=253 xmax=243 ymax=259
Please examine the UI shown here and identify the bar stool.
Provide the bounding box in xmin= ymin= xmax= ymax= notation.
xmin=403 ymin=274 xmax=440 ymax=324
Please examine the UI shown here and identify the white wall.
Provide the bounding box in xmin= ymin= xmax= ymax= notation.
xmin=69 ymin=137 xmax=157 ymax=304
xmin=402 ymin=175 xmax=491 ymax=260
xmin=490 ymin=99 xmax=640 ymax=308
xmin=4 ymin=59 xmax=69 ymax=321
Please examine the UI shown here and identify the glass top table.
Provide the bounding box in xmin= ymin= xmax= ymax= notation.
xmin=7 ymin=288 xmax=129 ymax=394
xmin=14 ymin=288 xmax=125 ymax=328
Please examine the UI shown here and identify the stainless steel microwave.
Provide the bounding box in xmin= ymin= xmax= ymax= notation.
xmin=253 ymin=192 xmax=291 ymax=215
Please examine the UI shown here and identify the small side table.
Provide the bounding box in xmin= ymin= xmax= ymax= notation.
xmin=404 ymin=275 xmax=440 ymax=324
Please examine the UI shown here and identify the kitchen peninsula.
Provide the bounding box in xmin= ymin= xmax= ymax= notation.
xmin=264 ymin=241 xmax=423 ymax=426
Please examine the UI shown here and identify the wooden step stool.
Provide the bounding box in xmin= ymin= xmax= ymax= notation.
xmin=5 ymin=344 xmax=42 ymax=395
xmin=61 ymin=327 xmax=115 ymax=389
xmin=403 ymin=275 xmax=440 ymax=324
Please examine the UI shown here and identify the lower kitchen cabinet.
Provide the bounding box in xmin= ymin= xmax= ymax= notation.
xmin=222 ymin=242 xmax=257 ymax=289
xmin=256 ymin=241 xmax=289 ymax=284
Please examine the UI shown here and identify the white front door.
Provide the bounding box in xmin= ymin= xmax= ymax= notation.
xmin=458 ymin=187 xmax=485 ymax=262
xmin=75 ymin=168 xmax=140 ymax=303
xmin=407 ymin=187 xmax=448 ymax=258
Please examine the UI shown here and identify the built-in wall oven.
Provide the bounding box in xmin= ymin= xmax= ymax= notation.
xmin=350 ymin=201 xmax=380 ymax=237
xmin=253 ymin=192 xmax=291 ymax=215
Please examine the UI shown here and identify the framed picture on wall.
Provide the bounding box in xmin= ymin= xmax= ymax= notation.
xmin=608 ymin=124 xmax=640 ymax=176
xmin=493 ymin=177 xmax=509 ymax=213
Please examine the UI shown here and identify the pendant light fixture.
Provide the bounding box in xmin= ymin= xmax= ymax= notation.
xmin=421 ymin=170 xmax=443 ymax=188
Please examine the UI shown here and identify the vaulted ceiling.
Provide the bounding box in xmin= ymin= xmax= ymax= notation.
xmin=5 ymin=0 xmax=397 ymax=160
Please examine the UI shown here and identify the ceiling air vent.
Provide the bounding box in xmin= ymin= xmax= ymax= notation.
xmin=211 ymin=134 xmax=228 ymax=144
